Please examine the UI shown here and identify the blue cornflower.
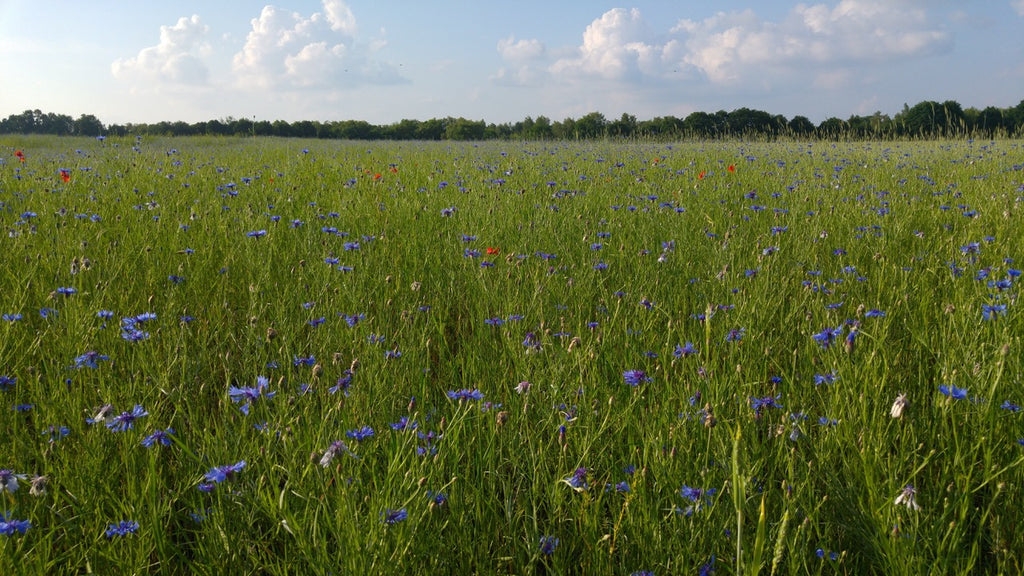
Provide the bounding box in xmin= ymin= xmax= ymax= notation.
xmin=2 ymin=313 xmax=22 ymax=322
xmin=447 ymin=389 xmax=484 ymax=402
xmin=811 ymin=326 xmax=843 ymax=349
xmin=1000 ymin=400 xmax=1020 ymax=412
xmin=539 ymin=535 xmax=559 ymax=555
xmin=750 ymin=395 xmax=783 ymax=416
xmin=440 ymin=206 xmax=456 ymax=217
xmin=229 ymin=376 xmax=275 ymax=415
xmin=56 ymin=286 xmax=77 ymax=295
xmin=484 ymin=317 xmax=504 ymax=326
xmin=865 ymin=309 xmax=886 ymax=318
xmin=725 ymin=328 xmax=745 ymax=342
xmin=246 ymin=230 xmax=267 ymax=238
xmin=814 ymin=373 xmax=838 ymax=386
xmin=939 ymin=385 xmax=968 ymax=400
xmin=0 ymin=469 xmax=26 ymax=493
xmin=330 ymin=370 xmax=354 ymax=395
xmin=106 ymin=405 xmax=148 ymax=432
xmin=346 ymin=426 xmax=375 ymax=441
xmin=562 ymin=467 xmax=588 ymax=491
xmin=674 ymin=342 xmax=698 ymax=358
xmin=105 ymin=520 xmax=139 ymax=538
xmin=623 ymin=369 xmax=651 ymax=386
xmin=39 ymin=307 xmax=58 ymax=319
xmin=427 ymin=490 xmax=448 ymax=506
xmin=204 ymin=460 xmax=246 ymax=483
xmin=142 ymin=428 xmax=175 ymax=447
xmin=72 ymin=351 xmax=109 ymax=369
xmin=0 ymin=375 xmax=16 ymax=391
xmin=982 ymin=304 xmax=1007 ymax=320
xmin=381 ymin=508 xmax=408 ymax=525
xmin=293 ymin=355 xmax=316 ymax=366
xmin=0 ymin=513 xmax=31 ymax=536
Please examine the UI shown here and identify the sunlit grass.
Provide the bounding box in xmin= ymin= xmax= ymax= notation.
xmin=0 ymin=136 xmax=1022 ymax=574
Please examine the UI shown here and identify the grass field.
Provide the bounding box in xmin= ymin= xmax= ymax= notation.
xmin=1 ymin=135 xmax=1022 ymax=574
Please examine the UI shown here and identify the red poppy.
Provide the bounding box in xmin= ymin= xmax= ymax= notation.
xmin=59 ymin=169 xmax=71 ymax=183
xmin=373 ymin=173 xmax=382 ymax=181
xmin=15 ymin=150 xmax=25 ymax=162
xmin=389 ymin=167 xmax=398 ymax=174
xmin=486 ymin=247 xmax=500 ymax=255
xmin=698 ymin=171 xmax=706 ymax=180
xmin=727 ymin=165 xmax=735 ymax=173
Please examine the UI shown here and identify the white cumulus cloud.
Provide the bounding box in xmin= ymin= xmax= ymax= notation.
xmin=232 ymin=0 xmax=402 ymax=90
xmin=111 ymin=15 xmax=210 ymax=85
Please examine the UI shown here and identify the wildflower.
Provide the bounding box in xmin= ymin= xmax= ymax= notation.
xmin=106 ymin=405 xmax=148 ymax=432
xmin=0 ymin=375 xmax=16 ymax=391
xmin=515 ymin=381 xmax=531 ymax=394
xmin=319 ymin=440 xmax=356 ymax=466
xmin=447 ymin=389 xmax=484 ymax=402
xmin=0 ymin=469 xmax=26 ymax=493
xmin=381 ymin=508 xmax=407 ymax=525
xmin=562 ymin=467 xmax=589 ymax=491
xmin=811 ymin=326 xmax=843 ymax=349
xmin=204 ymin=460 xmax=246 ymax=483
xmin=427 ymin=490 xmax=448 ymax=507
xmin=894 ymin=484 xmax=921 ymax=510
xmin=679 ymin=485 xmax=717 ymax=516
xmin=59 ymin=169 xmax=71 ymax=183
xmin=623 ymin=370 xmax=651 ymax=386
xmin=750 ymin=395 xmax=782 ymax=417
xmin=1000 ymin=400 xmax=1020 ymax=412
xmin=890 ymin=393 xmax=909 ymax=418
xmin=229 ymin=376 xmax=275 ymax=415
xmin=813 ymin=373 xmax=838 ymax=386
xmin=539 ymin=535 xmax=559 ymax=555
xmin=346 ymin=426 xmax=375 ymax=441
xmin=72 ymin=351 xmax=110 ymax=369
xmin=939 ymin=385 xmax=968 ymax=400
xmin=1 ymin=313 xmax=22 ymax=322
xmin=522 ymin=332 xmax=542 ymax=352
xmin=0 ymin=513 xmax=31 ymax=536
xmin=246 ymin=230 xmax=267 ymax=238
xmin=331 ymin=370 xmax=354 ymax=395
xmin=725 ymin=328 xmax=745 ymax=342
xmin=105 ymin=520 xmax=139 ymax=537
xmin=141 ymin=428 xmax=175 ymax=448
xmin=29 ymin=475 xmax=47 ymax=496
xmin=982 ymin=304 xmax=1007 ymax=320
xmin=14 ymin=150 xmax=25 ymax=162
xmin=698 ymin=556 xmax=716 ymax=576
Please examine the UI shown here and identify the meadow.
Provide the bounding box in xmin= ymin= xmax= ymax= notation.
xmin=0 ymin=135 xmax=1022 ymax=575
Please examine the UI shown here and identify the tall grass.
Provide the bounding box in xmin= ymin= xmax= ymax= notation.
xmin=0 ymin=136 xmax=1022 ymax=574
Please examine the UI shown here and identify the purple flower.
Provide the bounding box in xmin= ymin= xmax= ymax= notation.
xmin=539 ymin=535 xmax=559 ymax=555
xmin=674 ymin=342 xmax=698 ymax=358
xmin=562 ymin=467 xmax=589 ymax=491
xmin=141 ymin=428 xmax=175 ymax=448
xmin=623 ymin=370 xmax=651 ymax=386
xmin=105 ymin=520 xmax=139 ymax=538
xmin=811 ymin=326 xmax=843 ymax=349
xmin=106 ymin=405 xmax=149 ymax=432
xmin=447 ymin=389 xmax=484 ymax=402
xmin=346 ymin=426 xmax=375 ymax=441
xmin=381 ymin=507 xmax=408 ymax=525
xmin=939 ymin=385 xmax=968 ymax=400
xmin=204 ymin=460 xmax=246 ymax=483
xmin=228 ymin=376 xmax=275 ymax=415
xmin=0 ymin=513 xmax=31 ymax=536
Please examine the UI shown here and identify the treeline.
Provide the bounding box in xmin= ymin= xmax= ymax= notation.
xmin=2 ymin=99 xmax=1023 ymax=140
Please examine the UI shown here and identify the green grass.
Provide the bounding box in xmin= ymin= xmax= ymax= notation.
xmin=0 ymin=136 xmax=1022 ymax=574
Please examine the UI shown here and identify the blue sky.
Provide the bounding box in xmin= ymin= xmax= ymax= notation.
xmin=2 ymin=0 xmax=1022 ymax=126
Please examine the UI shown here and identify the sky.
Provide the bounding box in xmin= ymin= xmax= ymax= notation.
xmin=2 ymin=0 xmax=1022 ymax=126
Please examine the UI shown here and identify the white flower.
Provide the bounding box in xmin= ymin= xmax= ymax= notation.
xmin=890 ymin=393 xmax=908 ymax=419
xmin=894 ymin=484 xmax=921 ymax=510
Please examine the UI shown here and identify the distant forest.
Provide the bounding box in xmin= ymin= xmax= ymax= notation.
xmin=2 ymin=99 xmax=1023 ymax=140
